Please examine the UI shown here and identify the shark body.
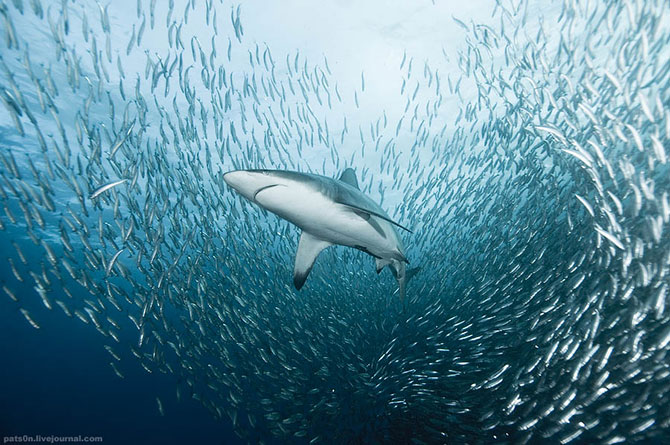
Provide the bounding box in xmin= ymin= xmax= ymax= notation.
xmin=223 ymin=168 xmax=414 ymax=299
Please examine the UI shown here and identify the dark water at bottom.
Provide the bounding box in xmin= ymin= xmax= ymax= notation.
xmin=0 ymin=302 xmax=238 ymax=445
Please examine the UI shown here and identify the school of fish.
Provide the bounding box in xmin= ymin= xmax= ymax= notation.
xmin=1 ymin=0 xmax=669 ymax=442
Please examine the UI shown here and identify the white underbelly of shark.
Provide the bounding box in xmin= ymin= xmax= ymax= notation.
xmin=254 ymin=184 xmax=401 ymax=259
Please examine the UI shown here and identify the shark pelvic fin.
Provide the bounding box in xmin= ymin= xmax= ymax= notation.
xmin=338 ymin=168 xmax=360 ymax=190
xmin=293 ymin=231 xmax=332 ymax=290
xmin=375 ymin=257 xmax=392 ymax=274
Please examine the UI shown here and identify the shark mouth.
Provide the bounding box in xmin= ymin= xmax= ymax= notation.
xmin=252 ymin=184 xmax=285 ymax=202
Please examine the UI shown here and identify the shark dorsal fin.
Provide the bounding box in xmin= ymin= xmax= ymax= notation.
xmin=293 ymin=231 xmax=332 ymax=290
xmin=339 ymin=168 xmax=359 ymax=190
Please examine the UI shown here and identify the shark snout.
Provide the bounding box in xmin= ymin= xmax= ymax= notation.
xmin=223 ymin=170 xmax=253 ymax=200
xmin=223 ymin=170 xmax=277 ymax=201
xmin=222 ymin=170 xmax=244 ymax=188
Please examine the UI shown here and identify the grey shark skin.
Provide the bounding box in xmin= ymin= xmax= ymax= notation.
xmin=223 ymin=168 xmax=413 ymax=300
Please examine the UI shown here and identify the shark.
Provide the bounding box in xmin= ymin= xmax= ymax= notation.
xmin=223 ymin=168 xmax=417 ymax=300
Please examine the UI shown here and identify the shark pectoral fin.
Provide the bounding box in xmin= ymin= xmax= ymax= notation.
xmin=293 ymin=231 xmax=332 ymax=290
xmin=375 ymin=257 xmax=391 ymax=274
xmin=352 ymin=209 xmax=387 ymax=238
xmin=337 ymin=200 xmax=413 ymax=233
xmin=338 ymin=168 xmax=360 ymax=190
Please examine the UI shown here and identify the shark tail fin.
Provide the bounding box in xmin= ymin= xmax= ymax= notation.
xmin=406 ymin=266 xmax=421 ymax=283
xmin=390 ymin=260 xmax=406 ymax=302
xmin=390 ymin=263 xmax=420 ymax=302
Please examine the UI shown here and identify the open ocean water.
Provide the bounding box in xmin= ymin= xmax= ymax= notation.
xmin=1 ymin=0 xmax=670 ymax=443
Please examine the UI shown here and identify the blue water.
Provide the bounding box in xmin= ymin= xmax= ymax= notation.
xmin=2 ymin=0 xmax=670 ymax=443
xmin=0 ymin=270 xmax=236 ymax=444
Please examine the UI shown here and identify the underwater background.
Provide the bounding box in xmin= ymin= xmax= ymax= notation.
xmin=1 ymin=0 xmax=670 ymax=443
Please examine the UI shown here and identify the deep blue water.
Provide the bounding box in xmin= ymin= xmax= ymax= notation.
xmin=1 ymin=0 xmax=670 ymax=443
xmin=0 ymin=269 xmax=237 ymax=444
